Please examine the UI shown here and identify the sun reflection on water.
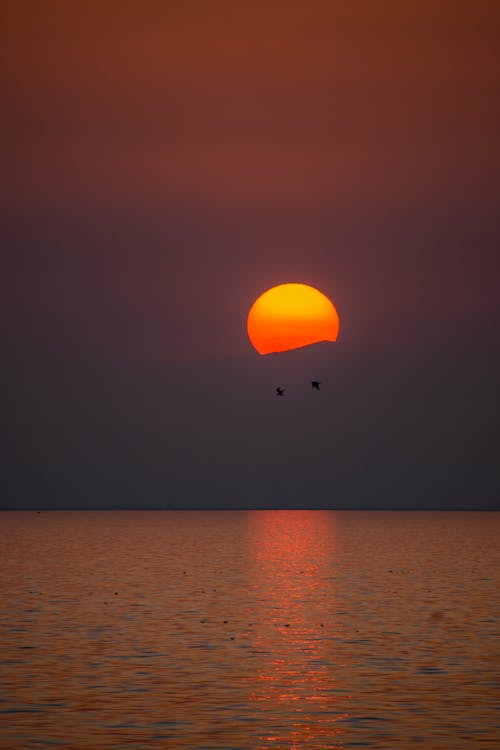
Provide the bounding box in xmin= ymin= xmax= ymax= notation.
xmin=246 ymin=510 xmax=349 ymax=748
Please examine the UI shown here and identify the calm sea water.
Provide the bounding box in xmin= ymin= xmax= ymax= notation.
xmin=1 ymin=511 xmax=498 ymax=749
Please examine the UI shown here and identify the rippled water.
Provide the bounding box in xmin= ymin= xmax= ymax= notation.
xmin=1 ymin=510 xmax=498 ymax=748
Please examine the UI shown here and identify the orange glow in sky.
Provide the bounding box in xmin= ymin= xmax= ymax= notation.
xmin=247 ymin=283 xmax=339 ymax=355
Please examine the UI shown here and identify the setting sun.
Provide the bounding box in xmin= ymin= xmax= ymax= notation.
xmin=247 ymin=283 xmax=339 ymax=355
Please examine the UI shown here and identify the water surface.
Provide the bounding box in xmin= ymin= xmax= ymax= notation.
xmin=1 ymin=511 xmax=498 ymax=748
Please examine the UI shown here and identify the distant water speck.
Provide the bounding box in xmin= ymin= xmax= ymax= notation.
xmin=1 ymin=510 xmax=499 ymax=748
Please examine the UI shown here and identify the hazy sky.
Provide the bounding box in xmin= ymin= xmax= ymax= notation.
xmin=2 ymin=1 xmax=499 ymax=508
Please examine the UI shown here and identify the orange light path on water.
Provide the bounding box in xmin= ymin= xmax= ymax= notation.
xmin=246 ymin=511 xmax=349 ymax=748
xmin=247 ymin=283 xmax=340 ymax=355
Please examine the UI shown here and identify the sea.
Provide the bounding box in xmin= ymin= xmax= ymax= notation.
xmin=1 ymin=510 xmax=498 ymax=749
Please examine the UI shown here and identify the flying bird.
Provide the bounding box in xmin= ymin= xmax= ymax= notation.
xmin=276 ymin=386 xmax=286 ymax=397
xmin=311 ymin=381 xmax=321 ymax=391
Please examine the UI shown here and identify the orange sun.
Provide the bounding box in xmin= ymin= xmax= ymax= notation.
xmin=247 ymin=283 xmax=339 ymax=355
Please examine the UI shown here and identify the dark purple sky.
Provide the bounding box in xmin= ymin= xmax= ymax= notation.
xmin=2 ymin=2 xmax=499 ymax=508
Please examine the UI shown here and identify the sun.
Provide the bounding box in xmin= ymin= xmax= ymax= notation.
xmin=247 ymin=283 xmax=339 ymax=355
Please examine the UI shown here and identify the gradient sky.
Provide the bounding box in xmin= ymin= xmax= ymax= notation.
xmin=2 ymin=1 xmax=499 ymax=508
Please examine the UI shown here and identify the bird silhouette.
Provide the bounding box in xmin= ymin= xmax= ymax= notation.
xmin=276 ymin=386 xmax=286 ymax=396
xmin=311 ymin=381 xmax=321 ymax=390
